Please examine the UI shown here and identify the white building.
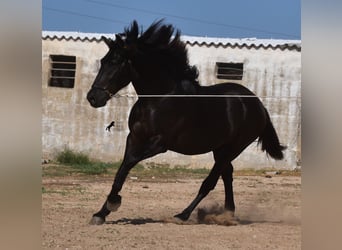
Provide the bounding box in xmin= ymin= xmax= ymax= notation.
xmin=42 ymin=31 xmax=301 ymax=169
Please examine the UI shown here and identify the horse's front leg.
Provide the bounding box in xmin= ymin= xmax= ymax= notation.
xmin=89 ymin=133 xmax=166 ymax=225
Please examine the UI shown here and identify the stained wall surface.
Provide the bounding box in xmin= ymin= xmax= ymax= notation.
xmin=42 ymin=36 xmax=301 ymax=169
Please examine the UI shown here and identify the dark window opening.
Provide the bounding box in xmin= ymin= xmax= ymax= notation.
xmin=49 ymin=55 xmax=76 ymax=88
xmin=216 ymin=62 xmax=243 ymax=80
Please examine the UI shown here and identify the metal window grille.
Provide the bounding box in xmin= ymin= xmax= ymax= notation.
xmin=216 ymin=62 xmax=243 ymax=80
xmin=49 ymin=55 xmax=76 ymax=88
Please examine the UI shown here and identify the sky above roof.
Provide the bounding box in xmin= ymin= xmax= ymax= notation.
xmin=42 ymin=0 xmax=301 ymax=40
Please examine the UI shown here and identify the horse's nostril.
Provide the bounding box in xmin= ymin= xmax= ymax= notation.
xmin=87 ymin=93 xmax=96 ymax=106
xmin=90 ymin=97 xmax=96 ymax=105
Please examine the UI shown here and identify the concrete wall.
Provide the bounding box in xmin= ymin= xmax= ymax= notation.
xmin=42 ymin=38 xmax=301 ymax=169
xmin=187 ymin=45 xmax=301 ymax=169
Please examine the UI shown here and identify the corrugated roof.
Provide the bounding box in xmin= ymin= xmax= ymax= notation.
xmin=42 ymin=31 xmax=301 ymax=51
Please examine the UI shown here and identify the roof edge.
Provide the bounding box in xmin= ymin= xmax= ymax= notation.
xmin=42 ymin=31 xmax=301 ymax=51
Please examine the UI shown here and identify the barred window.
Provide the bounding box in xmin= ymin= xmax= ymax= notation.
xmin=216 ymin=62 xmax=243 ymax=80
xmin=49 ymin=55 xmax=76 ymax=88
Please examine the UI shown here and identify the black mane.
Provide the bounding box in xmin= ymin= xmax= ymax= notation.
xmin=122 ymin=20 xmax=199 ymax=84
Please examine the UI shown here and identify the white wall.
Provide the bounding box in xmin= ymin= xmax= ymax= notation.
xmin=42 ymin=38 xmax=301 ymax=169
xmin=186 ymin=45 xmax=301 ymax=169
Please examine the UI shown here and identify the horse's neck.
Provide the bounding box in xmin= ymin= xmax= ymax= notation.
xmin=132 ymin=78 xmax=199 ymax=96
xmin=132 ymin=77 xmax=178 ymax=95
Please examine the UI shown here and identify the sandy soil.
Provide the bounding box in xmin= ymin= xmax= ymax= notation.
xmin=42 ymin=174 xmax=301 ymax=249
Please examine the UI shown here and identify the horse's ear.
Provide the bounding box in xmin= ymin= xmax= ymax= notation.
xmin=116 ymin=33 xmax=136 ymax=57
xmin=102 ymin=36 xmax=113 ymax=48
xmin=115 ymin=34 xmax=125 ymax=48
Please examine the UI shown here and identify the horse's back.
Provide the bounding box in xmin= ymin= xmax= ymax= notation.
xmin=199 ymin=82 xmax=256 ymax=96
xmin=198 ymin=82 xmax=266 ymax=120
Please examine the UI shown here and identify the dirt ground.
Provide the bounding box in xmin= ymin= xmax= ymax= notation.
xmin=42 ymin=173 xmax=301 ymax=249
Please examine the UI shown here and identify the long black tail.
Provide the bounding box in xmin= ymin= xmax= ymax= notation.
xmin=258 ymin=111 xmax=286 ymax=160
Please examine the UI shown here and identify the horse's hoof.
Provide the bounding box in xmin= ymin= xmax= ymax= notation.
xmin=174 ymin=212 xmax=190 ymax=221
xmin=225 ymin=210 xmax=235 ymax=218
xmin=89 ymin=216 xmax=105 ymax=225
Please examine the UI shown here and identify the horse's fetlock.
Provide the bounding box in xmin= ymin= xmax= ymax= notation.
xmin=107 ymin=194 xmax=122 ymax=212
xmin=108 ymin=194 xmax=121 ymax=203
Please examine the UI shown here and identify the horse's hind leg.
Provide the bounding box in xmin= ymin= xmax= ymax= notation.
xmin=221 ymin=162 xmax=235 ymax=215
xmin=174 ymin=148 xmax=229 ymax=221
xmin=174 ymin=162 xmax=222 ymax=221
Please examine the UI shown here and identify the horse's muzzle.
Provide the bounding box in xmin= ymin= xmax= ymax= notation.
xmin=87 ymin=88 xmax=108 ymax=108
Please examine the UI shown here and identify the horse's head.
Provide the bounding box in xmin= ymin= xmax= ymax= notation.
xmin=87 ymin=34 xmax=136 ymax=108
xmin=87 ymin=20 xmax=196 ymax=107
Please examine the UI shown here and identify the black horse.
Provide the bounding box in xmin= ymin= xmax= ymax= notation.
xmin=87 ymin=20 xmax=286 ymax=225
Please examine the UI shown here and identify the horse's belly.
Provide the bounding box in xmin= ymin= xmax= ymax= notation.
xmin=170 ymin=147 xmax=211 ymax=155
xmin=167 ymin=131 xmax=228 ymax=155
